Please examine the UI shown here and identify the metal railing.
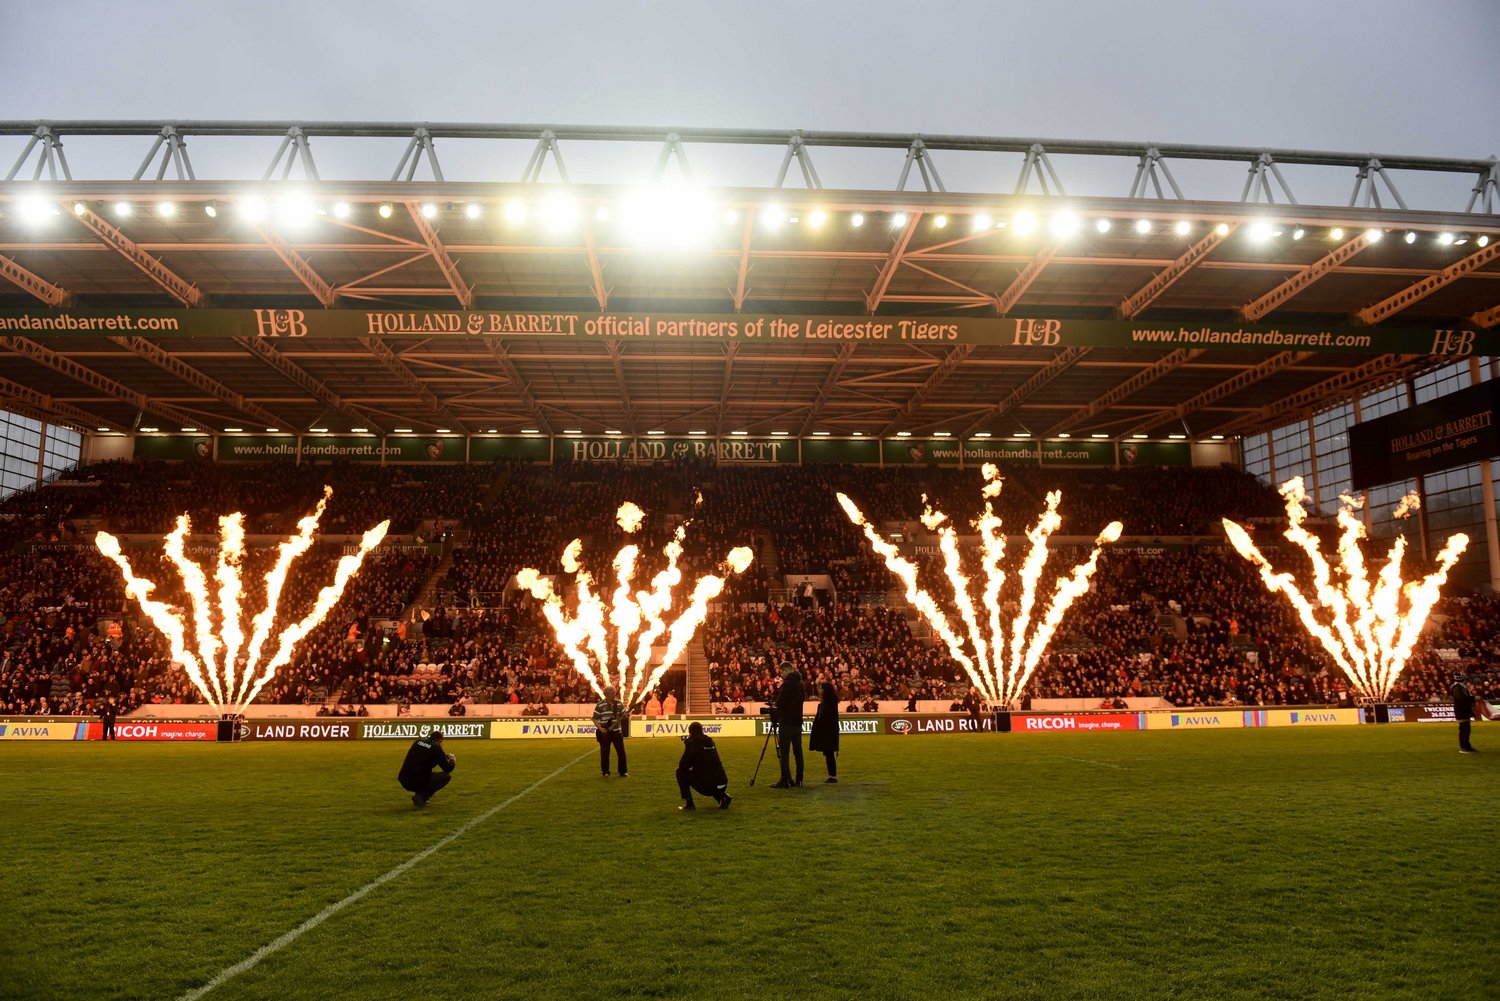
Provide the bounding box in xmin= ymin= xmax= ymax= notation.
xmin=3 ymin=121 xmax=1495 ymax=212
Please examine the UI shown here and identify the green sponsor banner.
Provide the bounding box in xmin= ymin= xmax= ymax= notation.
xmin=962 ymin=440 xmax=1039 ymax=465
xmin=801 ymin=437 xmax=880 ymax=464
xmin=469 ymin=436 xmax=551 ymax=462
xmin=296 ymin=436 xmax=392 ymax=462
xmin=134 ymin=435 xmax=212 ymax=460
xmin=216 ymin=435 xmax=299 ymax=461
xmin=557 ymin=436 xmax=798 ymax=464
xmin=882 ymin=438 xmax=963 ymax=465
xmin=1120 ymin=441 xmax=1192 ymax=467
xmin=1 ymin=308 xmax=1490 ymax=355
xmin=382 ymin=435 xmax=465 ymax=463
xmin=1040 ymin=439 xmax=1115 ymax=466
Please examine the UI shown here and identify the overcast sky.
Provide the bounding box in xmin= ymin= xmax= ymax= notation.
xmin=2 ymin=0 xmax=1496 ymax=204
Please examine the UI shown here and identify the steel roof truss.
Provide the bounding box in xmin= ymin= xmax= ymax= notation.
xmin=71 ymin=206 xmax=203 ymax=306
xmin=1048 ymin=349 xmax=1204 ymax=435
xmin=133 ymin=125 xmax=196 ymax=181
xmin=108 ymin=335 xmax=292 ymax=429
xmin=0 ymin=253 xmax=72 ymax=307
xmin=1238 ymin=232 xmax=1373 ymax=321
xmin=406 ymin=203 xmax=472 ymax=308
xmin=0 ymin=336 xmax=202 ymax=428
xmin=1355 ymin=240 xmax=1500 ymax=325
xmin=235 ymin=336 xmax=382 ymax=433
xmin=1119 ymin=226 xmax=1235 ymax=318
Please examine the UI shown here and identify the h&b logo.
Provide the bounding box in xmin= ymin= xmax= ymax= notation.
xmin=1012 ymin=318 xmax=1062 ymax=347
xmin=1431 ymin=329 xmax=1475 ymax=356
xmin=254 ymin=309 xmax=309 ymax=338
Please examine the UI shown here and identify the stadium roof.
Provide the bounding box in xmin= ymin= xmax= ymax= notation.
xmin=0 ymin=122 xmax=1497 ymax=442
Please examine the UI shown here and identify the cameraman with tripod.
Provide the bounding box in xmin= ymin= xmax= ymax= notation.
xmin=772 ymin=662 xmax=805 ymax=788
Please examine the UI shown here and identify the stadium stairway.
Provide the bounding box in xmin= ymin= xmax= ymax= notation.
xmin=480 ymin=463 xmax=515 ymax=511
xmin=685 ymin=636 xmax=710 ymax=713
xmin=405 ymin=528 xmax=470 ymax=616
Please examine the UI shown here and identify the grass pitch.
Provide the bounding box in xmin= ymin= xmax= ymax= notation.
xmin=1 ymin=726 xmax=1495 ymax=1001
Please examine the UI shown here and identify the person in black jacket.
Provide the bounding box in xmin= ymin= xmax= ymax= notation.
xmin=98 ymin=698 xmax=118 ymax=741
xmin=809 ymin=681 xmax=840 ymax=783
xmin=772 ymin=663 xmax=805 ymax=789
xmin=676 ymin=721 xmax=731 ymax=810
xmin=1453 ymin=673 xmax=1479 ymax=753
xmin=398 ymin=729 xmax=456 ymax=807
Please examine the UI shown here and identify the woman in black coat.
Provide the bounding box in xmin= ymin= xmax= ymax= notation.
xmin=808 ymin=681 xmax=840 ymax=783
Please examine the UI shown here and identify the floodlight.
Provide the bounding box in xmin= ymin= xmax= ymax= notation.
xmin=157 ymin=202 xmax=177 ymax=218
xmin=808 ymin=209 xmax=827 ymax=228
xmin=113 ymin=202 xmax=133 ymax=218
xmin=378 ymin=203 xmax=394 ymax=219
xmin=933 ymin=214 xmax=948 ymax=229
xmin=972 ymin=213 xmax=993 ymax=231
xmin=1095 ymin=218 xmax=1111 ymax=234
xmin=1364 ymin=228 xmax=1384 ymax=243
xmin=332 ymin=202 xmax=352 ymax=219
xmin=1012 ymin=210 xmax=1038 ymax=235
xmin=1173 ymin=220 xmax=1191 ymax=236
xmin=851 ymin=212 xmax=865 ymax=228
xmin=539 ymin=194 xmax=581 ymax=232
xmin=1050 ymin=211 xmax=1080 ymax=238
xmin=1133 ymin=218 xmax=1152 ymax=235
xmin=238 ymin=197 xmax=269 ymax=223
xmin=19 ymin=197 xmax=58 ymax=223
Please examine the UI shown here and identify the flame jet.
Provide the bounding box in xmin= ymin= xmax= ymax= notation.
xmin=95 ymin=487 xmax=389 ymax=714
xmin=1222 ymin=477 xmax=1465 ymax=701
xmin=838 ymin=464 xmax=1122 ymax=707
xmin=516 ymin=501 xmax=753 ymax=706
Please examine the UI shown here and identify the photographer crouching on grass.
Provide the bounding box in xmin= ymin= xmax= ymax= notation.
xmin=399 ymin=729 xmax=455 ymax=808
xmin=772 ymin=662 xmax=805 ymax=789
xmin=676 ymin=721 xmax=731 ymax=811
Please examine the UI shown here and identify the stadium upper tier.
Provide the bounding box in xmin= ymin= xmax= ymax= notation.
xmin=1 ymin=122 xmax=1497 ymax=443
xmin=0 ymin=461 xmax=1481 ymax=716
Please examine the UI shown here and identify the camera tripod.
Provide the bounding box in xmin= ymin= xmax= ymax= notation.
xmin=750 ymin=717 xmax=778 ymax=786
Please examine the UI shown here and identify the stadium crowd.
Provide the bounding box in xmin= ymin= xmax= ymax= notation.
xmin=0 ymin=459 xmax=1488 ymax=717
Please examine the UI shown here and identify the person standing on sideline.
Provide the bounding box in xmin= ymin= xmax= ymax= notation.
xmin=98 ymin=698 xmax=118 ymax=741
xmin=593 ymin=684 xmax=629 ymax=777
xmin=1453 ymin=672 xmax=1480 ymax=753
xmin=399 ymin=729 xmax=455 ymax=807
xmin=809 ymin=681 xmax=840 ymax=783
xmin=772 ymin=663 xmax=805 ymax=788
xmin=663 ymin=690 xmax=678 ymax=716
xmin=676 ymin=721 xmax=731 ymax=810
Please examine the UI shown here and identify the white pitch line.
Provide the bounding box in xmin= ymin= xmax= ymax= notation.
xmin=178 ymin=748 xmax=593 ymax=1001
xmin=1051 ymin=754 xmax=1130 ymax=771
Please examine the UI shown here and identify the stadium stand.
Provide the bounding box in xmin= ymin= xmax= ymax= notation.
xmin=0 ymin=461 xmax=1479 ymax=716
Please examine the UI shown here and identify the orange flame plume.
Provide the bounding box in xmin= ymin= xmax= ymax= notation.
xmin=1222 ymin=478 xmax=1465 ymax=701
xmin=838 ymin=464 xmax=1122 ymax=707
xmin=516 ymin=501 xmax=753 ymax=705
xmin=94 ymin=487 xmax=390 ymax=714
